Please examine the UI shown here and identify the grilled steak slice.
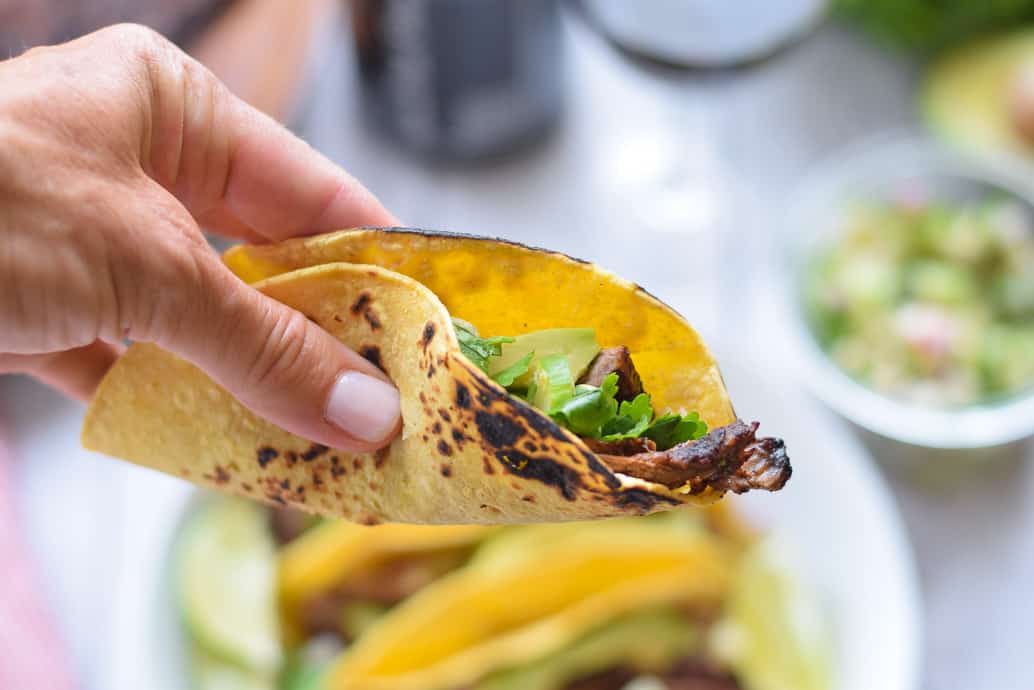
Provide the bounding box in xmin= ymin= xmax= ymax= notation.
xmin=597 ymin=420 xmax=790 ymax=493
xmin=662 ymin=658 xmax=741 ymax=690
xmin=300 ymin=550 xmax=469 ymax=637
xmin=579 ymin=346 xmax=644 ymax=401
xmin=581 ymin=436 xmax=657 ymax=456
xmin=269 ymin=506 xmax=309 ymax=545
xmin=563 ymin=668 xmax=636 ymax=690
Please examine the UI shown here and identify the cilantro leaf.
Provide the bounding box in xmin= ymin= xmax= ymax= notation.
xmin=453 ymin=319 xmax=513 ymax=372
xmin=643 ymin=412 xmax=708 ymax=450
xmin=551 ymin=373 xmax=620 ymax=436
xmin=600 ymin=393 xmax=654 ymax=440
xmin=493 ymin=351 xmax=534 ymax=387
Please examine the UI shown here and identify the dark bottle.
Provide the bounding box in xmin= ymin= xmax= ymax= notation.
xmin=349 ymin=0 xmax=563 ymax=162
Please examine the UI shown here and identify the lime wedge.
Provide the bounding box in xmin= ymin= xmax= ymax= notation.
xmin=177 ymin=498 xmax=282 ymax=674
xmin=710 ymin=538 xmax=830 ymax=690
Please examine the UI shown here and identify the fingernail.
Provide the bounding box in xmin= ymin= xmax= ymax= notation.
xmin=325 ymin=371 xmax=401 ymax=443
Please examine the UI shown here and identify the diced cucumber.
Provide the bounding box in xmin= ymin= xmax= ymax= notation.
xmin=177 ymin=498 xmax=282 ymax=675
xmin=530 ymin=353 xmax=575 ymax=413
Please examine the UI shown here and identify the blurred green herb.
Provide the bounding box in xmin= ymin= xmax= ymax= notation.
xmin=832 ymin=0 xmax=1034 ymax=53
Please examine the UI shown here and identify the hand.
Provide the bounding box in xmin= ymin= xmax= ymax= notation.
xmin=0 ymin=24 xmax=402 ymax=452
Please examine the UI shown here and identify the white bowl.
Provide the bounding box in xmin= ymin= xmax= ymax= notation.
xmin=783 ymin=134 xmax=1034 ymax=449
xmin=105 ymin=356 xmax=921 ymax=690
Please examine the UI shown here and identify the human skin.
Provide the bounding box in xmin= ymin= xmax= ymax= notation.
xmin=0 ymin=24 xmax=402 ymax=452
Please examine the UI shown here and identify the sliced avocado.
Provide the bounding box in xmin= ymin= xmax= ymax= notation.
xmin=923 ymin=29 xmax=1034 ymax=158
xmin=191 ymin=645 xmax=276 ymax=690
xmin=474 ymin=609 xmax=699 ymax=690
xmin=177 ymin=498 xmax=282 ymax=675
xmin=487 ymin=328 xmax=599 ymax=389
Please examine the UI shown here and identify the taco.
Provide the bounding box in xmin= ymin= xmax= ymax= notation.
xmin=82 ymin=229 xmax=790 ymax=524
xmin=180 ymin=500 xmax=827 ymax=690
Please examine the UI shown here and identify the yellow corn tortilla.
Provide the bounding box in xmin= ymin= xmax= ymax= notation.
xmin=82 ymin=229 xmax=738 ymax=524
xmin=325 ymin=518 xmax=732 ymax=690
xmin=278 ymin=522 xmax=492 ymax=645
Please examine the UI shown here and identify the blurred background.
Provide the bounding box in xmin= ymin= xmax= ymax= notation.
xmin=3 ymin=1 xmax=1034 ymax=689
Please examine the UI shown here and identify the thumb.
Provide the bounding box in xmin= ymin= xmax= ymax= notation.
xmin=157 ymin=257 xmax=402 ymax=453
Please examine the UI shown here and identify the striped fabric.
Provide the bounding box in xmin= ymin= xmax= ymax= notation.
xmin=0 ymin=409 xmax=78 ymax=690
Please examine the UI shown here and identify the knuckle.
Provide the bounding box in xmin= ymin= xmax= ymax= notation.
xmin=100 ymin=23 xmax=169 ymax=57
xmin=118 ymin=233 xmax=210 ymax=344
xmin=245 ymin=306 xmax=314 ymax=391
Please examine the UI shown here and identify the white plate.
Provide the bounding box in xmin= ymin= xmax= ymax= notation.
xmin=105 ymin=356 xmax=921 ymax=690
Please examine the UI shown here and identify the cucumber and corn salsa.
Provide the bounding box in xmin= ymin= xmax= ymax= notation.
xmin=177 ymin=497 xmax=829 ymax=690
xmin=805 ymin=195 xmax=1034 ymax=407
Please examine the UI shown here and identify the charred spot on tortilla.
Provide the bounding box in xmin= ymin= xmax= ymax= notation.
xmin=301 ymin=443 xmax=329 ymax=462
xmin=427 ymin=363 xmax=437 ymax=378
xmin=438 ymin=408 xmax=452 ymax=422
xmin=432 ymin=421 xmax=442 ymax=434
xmin=353 ymin=458 xmax=364 ymax=471
xmin=359 ymin=345 xmax=384 ymax=371
xmin=437 ymin=440 xmax=453 ymax=456
xmin=613 ymin=488 xmax=680 ymax=511
xmin=482 ymin=457 xmax=495 ymax=474
xmin=374 ymin=447 xmax=389 ymax=468
xmin=421 ymin=321 xmax=436 ymax=349
xmin=363 ymin=308 xmax=382 ymax=330
xmin=467 ymin=374 xmax=507 ymax=405
xmin=240 ymin=482 xmax=252 ymax=491
xmin=582 ymin=452 xmax=622 ymax=489
xmin=455 ymin=383 xmax=472 ymax=409
xmin=451 ymin=428 xmax=466 ymax=446
xmin=284 ymin=450 xmax=298 ymax=466
xmin=475 ymin=410 xmax=525 ymax=449
xmin=256 ymin=446 xmax=278 ymax=468
xmin=204 ymin=466 xmax=231 ymax=484
xmin=495 ymin=450 xmax=582 ymax=501
xmin=440 ymin=464 xmax=453 ymax=477
xmin=510 ymin=401 xmax=570 ymax=443
xmin=350 ymin=292 xmax=371 ymax=315
xmin=333 ymin=314 xmax=343 ymax=323
xmin=522 ymin=494 xmax=536 ymax=502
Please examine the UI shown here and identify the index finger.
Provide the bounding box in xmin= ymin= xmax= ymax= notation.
xmin=146 ymin=50 xmax=399 ymax=241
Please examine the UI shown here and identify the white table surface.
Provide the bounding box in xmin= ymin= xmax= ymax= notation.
xmin=4 ymin=9 xmax=1033 ymax=690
